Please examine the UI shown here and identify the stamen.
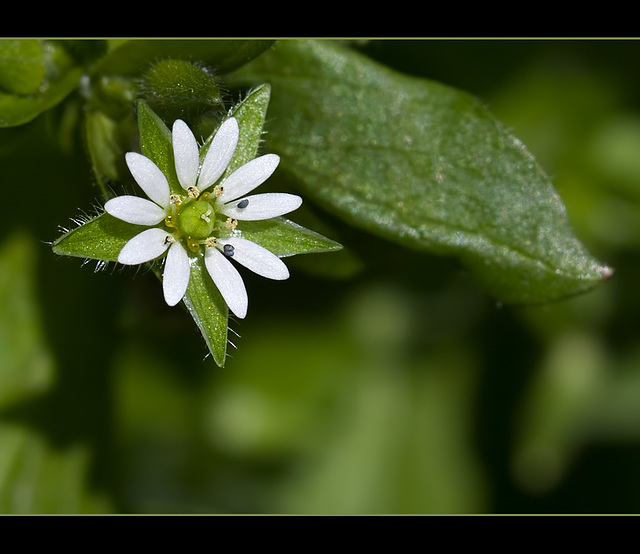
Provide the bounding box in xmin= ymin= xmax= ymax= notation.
xmin=187 ymin=186 xmax=199 ymax=199
xmin=163 ymin=234 xmax=175 ymax=246
xmin=204 ymin=237 xmax=218 ymax=248
xmin=165 ymin=203 xmax=178 ymax=228
xmin=213 ymin=185 xmax=224 ymax=197
xmin=225 ymin=217 xmax=238 ymax=230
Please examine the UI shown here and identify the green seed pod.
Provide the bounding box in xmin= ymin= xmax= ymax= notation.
xmin=139 ymin=58 xmax=224 ymax=122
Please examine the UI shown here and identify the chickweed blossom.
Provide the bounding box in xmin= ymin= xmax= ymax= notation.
xmin=105 ymin=117 xmax=302 ymax=318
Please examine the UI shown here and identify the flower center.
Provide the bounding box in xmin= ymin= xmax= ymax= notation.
xmin=177 ymin=200 xmax=215 ymax=240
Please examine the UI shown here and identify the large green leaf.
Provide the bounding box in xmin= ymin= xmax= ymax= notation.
xmin=231 ymin=40 xmax=612 ymax=304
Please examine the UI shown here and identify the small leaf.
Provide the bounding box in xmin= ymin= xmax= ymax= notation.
xmin=231 ymin=40 xmax=612 ymax=304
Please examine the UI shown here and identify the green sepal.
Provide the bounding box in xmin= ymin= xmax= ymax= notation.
xmin=181 ymin=258 xmax=229 ymax=366
xmin=51 ymin=212 xmax=140 ymax=262
xmin=200 ymin=82 xmax=271 ymax=173
xmin=137 ymin=99 xmax=183 ymax=196
xmin=238 ymin=217 xmax=343 ymax=258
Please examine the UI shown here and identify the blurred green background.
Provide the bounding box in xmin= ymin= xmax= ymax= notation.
xmin=3 ymin=39 xmax=640 ymax=514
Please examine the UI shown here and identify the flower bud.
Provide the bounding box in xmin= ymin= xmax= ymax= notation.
xmin=139 ymin=58 xmax=224 ymax=122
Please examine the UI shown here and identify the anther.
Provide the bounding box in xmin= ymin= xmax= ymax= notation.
xmin=204 ymin=237 xmax=218 ymax=248
xmin=163 ymin=234 xmax=174 ymax=246
xmin=225 ymin=217 xmax=238 ymax=230
xmin=213 ymin=185 xmax=224 ymax=197
xmin=237 ymin=199 xmax=249 ymax=209
xmin=187 ymin=186 xmax=199 ymax=199
xmin=223 ymin=244 xmax=235 ymax=257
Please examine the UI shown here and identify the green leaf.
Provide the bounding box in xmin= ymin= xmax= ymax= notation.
xmin=0 ymin=40 xmax=83 ymax=127
xmin=93 ymin=39 xmax=274 ymax=78
xmin=231 ymin=40 xmax=612 ymax=304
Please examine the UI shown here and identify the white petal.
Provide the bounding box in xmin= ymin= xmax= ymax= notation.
xmin=163 ymin=240 xmax=190 ymax=306
xmin=220 ymin=193 xmax=303 ymax=221
xmin=125 ymin=152 xmax=170 ymax=208
xmin=105 ymin=196 xmax=166 ymax=226
xmin=197 ymin=118 xmax=239 ymax=191
xmin=172 ymin=119 xmax=200 ymax=191
xmin=118 ymin=228 xmax=171 ymax=265
xmin=217 ymin=153 xmax=280 ymax=203
xmin=218 ymin=237 xmax=289 ymax=280
xmin=204 ymin=247 xmax=248 ymax=318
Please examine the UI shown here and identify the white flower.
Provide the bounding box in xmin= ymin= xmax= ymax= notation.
xmin=104 ymin=117 xmax=302 ymax=318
